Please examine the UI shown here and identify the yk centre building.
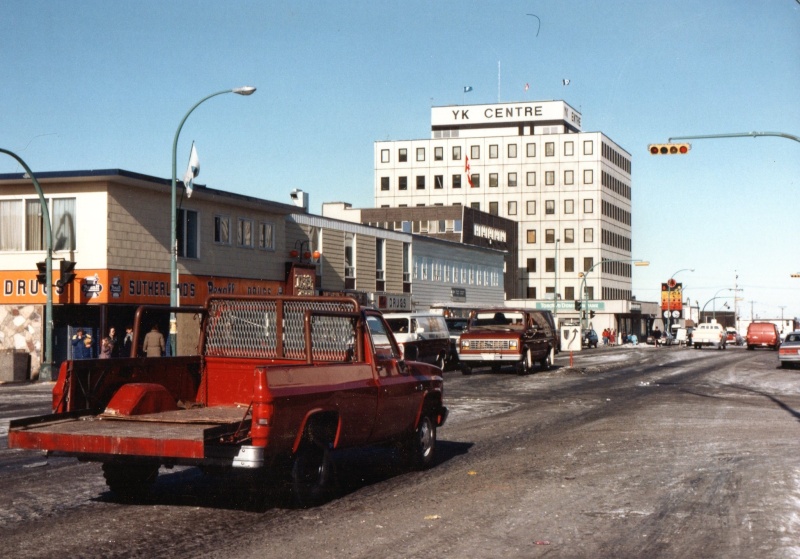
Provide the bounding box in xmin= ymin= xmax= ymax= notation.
xmin=374 ymin=100 xmax=650 ymax=336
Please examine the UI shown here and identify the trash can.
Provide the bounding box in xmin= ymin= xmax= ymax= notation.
xmin=0 ymin=349 xmax=31 ymax=382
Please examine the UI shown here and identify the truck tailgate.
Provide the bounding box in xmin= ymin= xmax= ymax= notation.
xmin=8 ymin=406 xmax=250 ymax=461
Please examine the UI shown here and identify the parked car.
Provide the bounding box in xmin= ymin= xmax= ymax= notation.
xmin=778 ymin=331 xmax=800 ymax=368
xmin=746 ymin=322 xmax=781 ymax=351
xmin=444 ymin=317 xmax=470 ymax=367
xmin=725 ymin=328 xmax=743 ymax=346
xmin=383 ymin=312 xmax=450 ymax=369
xmin=582 ymin=329 xmax=599 ymax=348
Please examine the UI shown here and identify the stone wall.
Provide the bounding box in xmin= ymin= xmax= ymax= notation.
xmin=0 ymin=305 xmax=42 ymax=379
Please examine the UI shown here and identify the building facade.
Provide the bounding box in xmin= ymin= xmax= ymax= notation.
xmin=287 ymin=212 xmax=505 ymax=313
xmin=322 ymin=202 xmax=518 ymax=300
xmin=373 ymin=100 xmax=636 ymax=328
xmin=0 ymin=169 xmax=296 ymax=375
xmin=0 ymin=169 xmax=506 ymax=376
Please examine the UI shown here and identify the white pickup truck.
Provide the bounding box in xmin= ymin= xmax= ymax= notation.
xmin=693 ymin=322 xmax=727 ymax=349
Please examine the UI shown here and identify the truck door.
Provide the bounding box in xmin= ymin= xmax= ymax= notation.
xmin=364 ymin=313 xmax=424 ymax=441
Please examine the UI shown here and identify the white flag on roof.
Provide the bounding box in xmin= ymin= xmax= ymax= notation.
xmin=183 ymin=142 xmax=200 ymax=198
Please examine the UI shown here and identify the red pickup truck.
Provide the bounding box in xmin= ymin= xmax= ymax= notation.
xmin=9 ymin=295 xmax=447 ymax=506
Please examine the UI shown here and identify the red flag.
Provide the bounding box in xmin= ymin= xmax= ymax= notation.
xmin=465 ymin=155 xmax=474 ymax=187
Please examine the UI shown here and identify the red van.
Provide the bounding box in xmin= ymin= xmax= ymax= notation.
xmin=746 ymin=322 xmax=780 ymax=350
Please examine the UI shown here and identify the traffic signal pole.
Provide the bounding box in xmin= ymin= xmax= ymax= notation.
xmin=668 ymin=131 xmax=800 ymax=144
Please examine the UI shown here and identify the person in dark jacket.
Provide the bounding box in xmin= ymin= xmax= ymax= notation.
xmin=71 ymin=329 xmax=93 ymax=359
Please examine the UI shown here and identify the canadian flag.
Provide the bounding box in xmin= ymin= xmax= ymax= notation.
xmin=465 ymin=155 xmax=473 ymax=187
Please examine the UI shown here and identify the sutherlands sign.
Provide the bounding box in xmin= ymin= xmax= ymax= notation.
xmin=1 ymin=269 xmax=284 ymax=305
xmin=431 ymin=100 xmax=582 ymax=130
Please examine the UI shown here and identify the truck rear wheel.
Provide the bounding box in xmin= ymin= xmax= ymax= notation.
xmin=291 ymin=441 xmax=335 ymax=508
xmin=402 ymin=415 xmax=436 ymax=470
xmin=102 ymin=462 xmax=159 ymax=500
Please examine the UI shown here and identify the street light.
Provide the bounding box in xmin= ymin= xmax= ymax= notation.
xmin=579 ymin=259 xmax=649 ymax=330
xmin=0 ymin=148 xmax=53 ymax=381
xmin=666 ymin=268 xmax=693 ymax=333
xmin=169 ymin=86 xmax=256 ymax=352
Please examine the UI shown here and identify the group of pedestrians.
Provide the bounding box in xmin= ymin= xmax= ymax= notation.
xmin=70 ymin=324 xmax=164 ymax=359
xmin=602 ymin=328 xmax=617 ymax=346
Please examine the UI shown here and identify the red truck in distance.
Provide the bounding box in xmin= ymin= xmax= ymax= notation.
xmin=9 ymin=295 xmax=448 ymax=507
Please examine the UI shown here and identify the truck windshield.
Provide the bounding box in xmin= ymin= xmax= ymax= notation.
xmin=470 ymin=312 xmax=525 ymax=329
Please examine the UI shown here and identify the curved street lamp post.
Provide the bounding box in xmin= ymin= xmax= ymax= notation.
xmin=169 ymin=86 xmax=256 ymax=352
xmin=0 ymin=148 xmax=53 ymax=381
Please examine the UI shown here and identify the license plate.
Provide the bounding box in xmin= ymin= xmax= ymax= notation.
xmin=482 ymin=353 xmax=500 ymax=360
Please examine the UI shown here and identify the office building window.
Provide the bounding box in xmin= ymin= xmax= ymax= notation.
xmin=584 ymin=140 xmax=594 ymax=155
xmin=508 ymin=172 xmax=517 ymax=187
xmin=434 ymin=146 xmax=443 ymax=161
xmin=489 ymin=144 xmax=499 ymax=159
xmin=584 ymin=198 xmax=594 ymax=213
xmin=508 ymin=200 xmax=517 ymax=215
xmin=508 ymin=143 xmax=518 ymax=158
xmin=584 ymin=169 xmax=594 ymax=184
xmin=380 ymin=177 xmax=390 ymax=191
xmin=435 ymin=175 xmax=444 ymax=189
xmin=564 ymin=257 xmax=574 ymax=273
xmin=584 ymin=228 xmax=594 ymax=243
xmin=470 ymin=202 xmax=480 ymax=210
xmin=564 ymin=199 xmax=574 ymax=214
xmin=545 ymin=229 xmax=555 ymax=243
xmin=214 ymin=215 xmax=231 ymax=245
xmin=416 ymin=176 xmax=425 ymax=189
xmin=398 ymin=176 xmax=408 ymax=190
xmin=545 ymin=200 xmax=555 ymax=214
xmin=452 ymin=174 xmax=462 ymax=188
xmin=452 ymin=145 xmax=461 ymax=160
xmin=564 ymin=169 xmax=574 ymax=185
xmin=564 ymin=228 xmax=574 ymax=243
xmin=416 ymin=147 xmax=425 ymax=161
xmin=470 ymin=145 xmax=480 ymax=159
xmin=527 ymin=258 xmax=537 ymax=273
xmin=526 ymin=229 xmax=536 ymax=243
xmin=526 ymin=200 xmax=536 ymax=215
xmin=489 ymin=201 xmax=498 ymax=215
xmin=381 ymin=149 xmax=390 ymax=163
xmin=545 ymin=142 xmax=555 ymax=157
xmin=471 ymin=174 xmax=480 ymax=188
xmin=546 ymin=171 xmax=555 ymax=185
xmin=526 ymin=143 xmax=536 ymax=157
xmin=489 ymin=173 xmax=498 ymax=187
xmin=584 ymin=257 xmax=594 ymax=272
xmin=398 ymin=148 xmax=407 ymax=162
xmin=564 ymin=141 xmax=574 ymax=156
xmin=527 ymin=287 xmax=537 ymax=298
xmin=565 ymin=286 xmax=575 ymax=299
xmin=526 ymin=171 xmax=536 ymax=186
xmin=546 ymin=258 xmax=555 ymax=273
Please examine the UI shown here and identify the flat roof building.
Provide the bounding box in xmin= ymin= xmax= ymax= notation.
xmin=374 ymin=100 xmax=644 ymax=334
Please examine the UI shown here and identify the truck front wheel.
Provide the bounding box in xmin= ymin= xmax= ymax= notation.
xmin=102 ymin=462 xmax=159 ymax=501
xmin=403 ymin=415 xmax=436 ymax=470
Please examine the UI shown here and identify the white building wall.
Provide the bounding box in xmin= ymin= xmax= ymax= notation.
xmin=374 ymin=119 xmax=632 ymax=306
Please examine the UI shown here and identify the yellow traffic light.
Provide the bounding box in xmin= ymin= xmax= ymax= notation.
xmin=648 ymin=143 xmax=691 ymax=155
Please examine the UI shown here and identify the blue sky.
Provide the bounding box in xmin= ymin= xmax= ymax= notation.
xmin=2 ymin=1 xmax=798 ymax=320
